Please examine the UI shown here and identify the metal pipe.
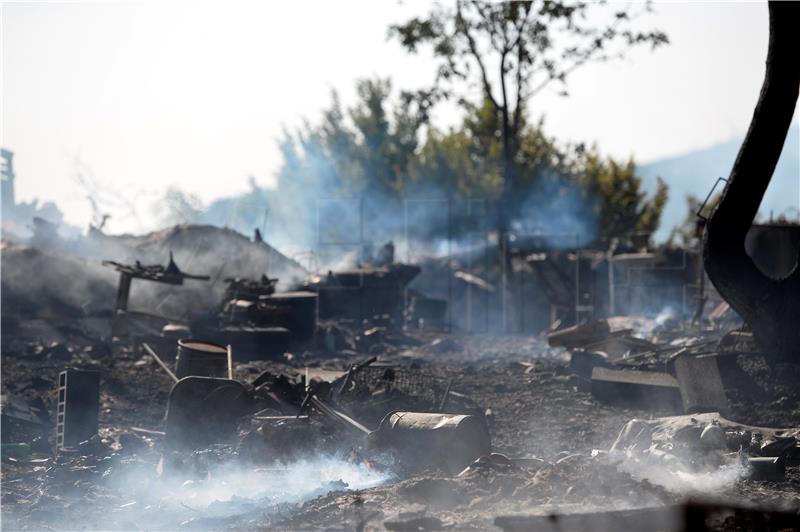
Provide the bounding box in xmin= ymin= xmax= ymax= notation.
xmin=226 ymin=344 xmax=233 ymax=380
xmin=142 ymin=343 xmax=179 ymax=383
xmin=308 ymin=396 xmax=371 ymax=435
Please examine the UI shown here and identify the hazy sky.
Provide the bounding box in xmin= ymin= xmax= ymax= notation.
xmin=2 ymin=0 xmax=797 ymax=234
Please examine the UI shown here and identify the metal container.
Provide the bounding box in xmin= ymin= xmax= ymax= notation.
xmin=174 ymin=339 xmax=230 ymax=379
xmin=164 ymin=376 xmax=250 ymax=450
xmin=370 ymin=411 xmax=491 ymax=475
xmin=748 ymin=456 xmax=786 ymax=481
xmin=262 ymin=291 xmax=318 ymax=340
xmin=57 ymin=369 xmax=100 ymax=450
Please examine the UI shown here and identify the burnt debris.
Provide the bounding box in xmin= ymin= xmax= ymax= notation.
xmin=2 ymin=216 xmax=800 ymax=530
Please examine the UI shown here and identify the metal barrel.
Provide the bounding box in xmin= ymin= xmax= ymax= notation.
xmin=370 ymin=411 xmax=491 ymax=475
xmin=174 ymin=339 xmax=229 ymax=379
xmin=748 ymin=456 xmax=786 ymax=481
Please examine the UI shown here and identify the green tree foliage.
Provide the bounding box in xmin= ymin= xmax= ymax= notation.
xmin=577 ymin=150 xmax=668 ymax=244
xmin=268 ymin=2 xmax=671 ymax=251
xmin=271 ymin=79 xmax=438 ymax=247
xmin=274 ymin=79 xmax=668 ymax=249
xmin=277 ymin=79 xmax=437 ymax=199
xmin=412 ymin=96 xmax=574 ymax=208
xmin=390 ymin=0 xmax=669 ymax=231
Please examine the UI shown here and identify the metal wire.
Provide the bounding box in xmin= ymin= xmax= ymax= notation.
xmin=345 ymin=366 xmax=447 ymax=405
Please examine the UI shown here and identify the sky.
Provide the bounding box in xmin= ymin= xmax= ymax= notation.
xmin=2 ymin=0 xmax=798 ymax=234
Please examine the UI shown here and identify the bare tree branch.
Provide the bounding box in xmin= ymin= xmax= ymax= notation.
xmin=457 ymin=0 xmax=500 ymax=110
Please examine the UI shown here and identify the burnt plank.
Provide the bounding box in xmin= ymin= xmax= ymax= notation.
xmin=591 ymin=366 xmax=682 ymax=411
xmin=674 ymin=354 xmax=729 ymax=415
xmin=547 ymin=320 xmax=610 ymax=349
xmin=495 ymin=505 xmax=682 ymax=531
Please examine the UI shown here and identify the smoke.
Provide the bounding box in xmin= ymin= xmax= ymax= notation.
xmin=169 ymin=146 xmax=599 ymax=270
xmin=653 ymin=306 xmax=677 ymax=327
xmin=513 ymin=173 xmax=599 ymax=250
xmin=201 ymin=183 xmax=599 ymax=267
xmin=95 ymin=455 xmax=391 ymax=529
xmin=612 ymin=451 xmax=749 ymax=495
xmin=0 ymin=241 xmax=118 ymax=320
xmin=0 ymin=223 xmax=313 ymax=338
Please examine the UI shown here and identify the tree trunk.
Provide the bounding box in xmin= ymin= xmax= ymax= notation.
xmin=703 ymin=1 xmax=800 ymax=362
xmin=498 ymin=70 xmax=516 ymax=332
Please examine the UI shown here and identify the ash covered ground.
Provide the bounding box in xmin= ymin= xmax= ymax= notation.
xmin=2 ymin=226 xmax=800 ymax=531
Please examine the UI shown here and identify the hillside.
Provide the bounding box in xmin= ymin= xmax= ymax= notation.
xmin=639 ymin=125 xmax=799 ymax=242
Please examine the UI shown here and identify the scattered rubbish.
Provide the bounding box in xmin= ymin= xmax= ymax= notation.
xmin=301 ymin=264 xmax=421 ymax=323
xmin=583 ymin=333 xmax=658 ymax=358
xmin=142 ymin=342 xmax=179 ymax=382
xmin=306 ymin=395 xmax=373 ymax=436
xmin=56 ymin=368 xmax=100 ymax=450
xmin=457 ymin=452 xmax=514 ymax=476
xmin=495 ymin=500 xmax=800 ymax=531
xmin=216 ymin=275 xmax=318 ymax=347
xmin=384 ymin=515 xmax=444 ymax=531
xmin=209 ymin=324 xmax=291 ymax=359
xmin=369 ymin=411 xmax=491 ymax=475
xmin=590 ymin=367 xmax=682 ymax=411
xmin=673 ymin=352 xmax=728 ymax=415
xmin=547 ymin=320 xmax=610 ymax=349
xmin=495 ymin=504 xmax=681 ymax=531
xmin=332 ymin=356 xmax=377 ymax=403
xmin=406 ymin=293 xmax=448 ymax=330
xmin=717 ymin=329 xmax=758 ymax=354
xmin=102 ymin=256 xmax=210 ymax=338
xmin=262 ymin=291 xmax=318 ymax=340
xmin=1 ymin=394 xmax=51 ymax=444
xmin=699 ymin=422 xmax=727 ymax=450
xmin=428 ymin=337 xmax=460 ymax=353
xmin=453 ymin=271 xmax=495 ymax=293
xmin=164 ymin=376 xmax=253 ymax=450
xmin=1 ymin=442 xmax=31 ymax=460
xmin=568 ymin=350 xmax=608 ymax=392
xmin=748 ymin=456 xmax=786 ymax=481
xmin=760 ymin=436 xmax=797 ymax=458
xmin=3 ymin=128 xmax=800 ymax=529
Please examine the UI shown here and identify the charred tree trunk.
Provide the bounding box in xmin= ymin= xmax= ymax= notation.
xmin=703 ymin=1 xmax=800 ymax=362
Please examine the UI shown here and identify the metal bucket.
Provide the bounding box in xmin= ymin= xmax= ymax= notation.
xmin=174 ymin=339 xmax=230 ymax=379
xmin=164 ymin=376 xmax=251 ymax=450
xmin=369 ymin=411 xmax=491 ymax=475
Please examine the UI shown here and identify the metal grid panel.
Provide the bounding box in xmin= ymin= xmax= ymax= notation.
xmin=346 ymin=366 xmax=446 ymax=404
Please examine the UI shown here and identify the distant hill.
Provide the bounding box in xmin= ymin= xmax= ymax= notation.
xmin=639 ymin=125 xmax=799 ymax=242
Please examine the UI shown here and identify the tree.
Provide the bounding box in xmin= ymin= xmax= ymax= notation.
xmin=272 ymin=78 xmax=437 ymax=250
xmin=577 ymin=149 xmax=668 ymax=246
xmin=413 ymin=99 xmax=667 ymax=248
xmin=277 ymin=79 xmax=436 ymax=200
xmin=703 ymin=1 xmax=800 ymax=362
xmin=412 ymin=96 xmax=561 ymax=200
xmin=390 ymin=0 xmax=668 ymax=237
xmin=273 ymin=79 xmax=667 ymax=252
